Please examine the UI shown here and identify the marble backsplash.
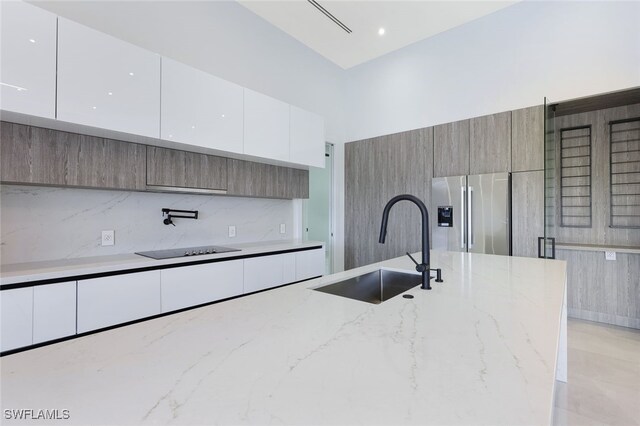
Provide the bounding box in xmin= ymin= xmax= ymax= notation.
xmin=0 ymin=185 xmax=295 ymax=264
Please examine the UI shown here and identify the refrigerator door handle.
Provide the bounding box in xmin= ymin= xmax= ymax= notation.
xmin=461 ymin=185 xmax=466 ymax=249
xmin=468 ymin=186 xmax=474 ymax=249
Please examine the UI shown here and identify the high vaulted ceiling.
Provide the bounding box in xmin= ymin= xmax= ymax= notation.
xmin=238 ymin=1 xmax=518 ymax=69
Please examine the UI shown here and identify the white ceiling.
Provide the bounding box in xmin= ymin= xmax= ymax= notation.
xmin=238 ymin=1 xmax=518 ymax=69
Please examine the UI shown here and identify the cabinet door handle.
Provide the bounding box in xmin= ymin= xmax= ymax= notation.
xmin=537 ymin=237 xmax=544 ymax=258
xmin=538 ymin=237 xmax=556 ymax=259
xmin=461 ymin=186 xmax=466 ymax=249
xmin=468 ymin=186 xmax=474 ymax=249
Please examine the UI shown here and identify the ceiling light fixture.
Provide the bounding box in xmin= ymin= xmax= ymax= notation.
xmin=307 ymin=0 xmax=352 ymax=34
xmin=29 ymin=38 xmax=36 ymax=43
xmin=378 ymin=28 xmax=385 ymax=36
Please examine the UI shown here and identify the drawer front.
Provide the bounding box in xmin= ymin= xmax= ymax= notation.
xmin=161 ymin=260 xmax=243 ymax=312
xmin=77 ymin=271 xmax=161 ymax=333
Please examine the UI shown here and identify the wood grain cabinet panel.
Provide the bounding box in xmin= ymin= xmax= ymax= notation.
xmin=146 ymin=146 xmax=227 ymax=190
xmin=512 ymin=171 xmax=544 ymax=258
xmin=227 ymin=159 xmax=308 ymax=199
xmin=1 ymin=121 xmax=146 ymax=190
xmin=512 ymin=105 xmax=544 ymax=172
xmin=433 ymin=120 xmax=469 ymax=177
xmin=557 ymin=249 xmax=640 ymax=329
xmin=470 ymin=111 xmax=512 ymax=175
xmin=345 ymin=128 xmax=433 ymax=270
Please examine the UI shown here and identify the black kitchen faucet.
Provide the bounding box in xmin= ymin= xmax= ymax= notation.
xmin=379 ymin=194 xmax=443 ymax=290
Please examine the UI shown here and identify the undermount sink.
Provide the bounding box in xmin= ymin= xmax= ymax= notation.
xmin=313 ymin=269 xmax=421 ymax=304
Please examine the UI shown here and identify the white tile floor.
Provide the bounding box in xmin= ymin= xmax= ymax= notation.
xmin=554 ymin=319 xmax=640 ymax=425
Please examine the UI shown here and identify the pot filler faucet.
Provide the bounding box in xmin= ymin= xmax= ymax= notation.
xmin=379 ymin=194 xmax=443 ymax=290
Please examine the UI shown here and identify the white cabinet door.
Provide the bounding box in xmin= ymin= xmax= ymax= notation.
xmin=161 ymin=58 xmax=244 ymax=154
xmin=243 ymin=89 xmax=290 ymax=162
xmin=33 ymin=281 xmax=76 ymax=344
xmin=0 ymin=287 xmax=33 ymax=352
xmin=283 ymin=253 xmax=296 ymax=285
xmin=57 ymin=18 xmax=161 ymax=138
xmin=244 ymin=254 xmax=290 ymax=294
xmin=295 ymin=248 xmax=325 ymax=281
xmin=290 ymin=106 xmax=325 ymax=168
xmin=77 ymin=271 xmax=161 ymax=333
xmin=0 ymin=2 xmax=56 ymax=118
xmin=161 ymin=260 xmax=243 ymax=313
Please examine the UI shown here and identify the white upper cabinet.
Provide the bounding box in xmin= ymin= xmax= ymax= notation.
xmin=57 ymin=18 xmax=160 ymax=138
xmin=161 ymin=58 xmax=244 ymax=154
xmin=243 ymin=89 xmax=290 ymax=162
xmin=290 ymin=106 xmax=325 ymax=168
xmin=0 ymin=2 xmax=56 ymax=118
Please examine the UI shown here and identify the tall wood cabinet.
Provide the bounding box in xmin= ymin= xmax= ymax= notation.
xmin=345 ymin=128 xmax=433 ymax=269
xmin=512 ymin=171 xmax=544 ymax=258
xmin=470 ymin=111 xmax=512 ymax=174
xmin=433 ymin=120 xmax=469 ymax=177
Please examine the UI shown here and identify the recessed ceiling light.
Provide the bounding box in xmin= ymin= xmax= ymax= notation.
xmin=221 ymin=114 xmax=225 ymax=118
xmin=108 ymin=92 xmax=113 ymax=96
xmin=29 ymin=39 xmax=36 ymax=43
xmin=128 ymin=72 xmax=134 ymax=76
xmin=191 ymin=125 xmax=196 ymax=129
xmin=92 ymin=106 xmax=97 ymax=110
xmin=378 ymin=27 xmax=385 ymax=36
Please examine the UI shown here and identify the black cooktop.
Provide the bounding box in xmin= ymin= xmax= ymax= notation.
xmin=135 ymin=245 xmax=240 ymax=260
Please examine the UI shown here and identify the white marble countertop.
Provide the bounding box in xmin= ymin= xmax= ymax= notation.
xmin=0 ymin=240 xmax=324 ymax=286
xmin=0 ymin=250 xmax=567 ymax=425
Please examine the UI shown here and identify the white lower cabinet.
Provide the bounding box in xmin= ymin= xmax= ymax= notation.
xmin=295 ymin=248 xmax=325 ymax=281
xmin=161 ymin=260 xmax=243 ymax=313
xmin=77 ymin=271 xmax=161 ymax=333
xmin=0 ymin=287 xmax=33 ymax=352
xmin=33 ymin=281 xmax=77 ymax=344
xmin=244 ymin=253 xmax=295 ymax=294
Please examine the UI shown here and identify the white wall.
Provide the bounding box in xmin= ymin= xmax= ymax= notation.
xmin=343 ymin=0 xmax=640 ymax=142
xmin=0 ymin=185 xmax=294 ymax=264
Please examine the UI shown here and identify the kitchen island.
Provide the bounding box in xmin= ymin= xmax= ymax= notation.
xmin=0 ymin=250 xmax=567 ymax=425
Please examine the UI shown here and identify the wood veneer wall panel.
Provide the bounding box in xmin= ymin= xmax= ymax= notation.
xmin=557 ymin=249 xmax=640 ymax=329
xmin=345 ymin=128 xmax=433 ymax=270
xmin=553 ymin=103 xmax=640 ymax=247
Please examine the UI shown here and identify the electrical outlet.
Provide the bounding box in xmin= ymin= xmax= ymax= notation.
xmin=605 ymin=251 xmax=616 ymax=261
xmin=228 ymin=225 xmax=236 ymax=238
xmin=280 ymin=223 xmax=286 ymax=234
xmin=101 ymin=230 xmax=114 ymax=246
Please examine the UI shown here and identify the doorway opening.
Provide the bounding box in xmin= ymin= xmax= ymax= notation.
xmin=303 ymin=143 xmax=334 ymax=274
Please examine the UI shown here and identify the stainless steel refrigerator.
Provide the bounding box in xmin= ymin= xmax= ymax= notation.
xmin=431 ymin=173 xmax=511 ymax=255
